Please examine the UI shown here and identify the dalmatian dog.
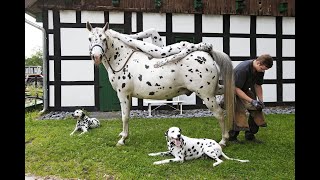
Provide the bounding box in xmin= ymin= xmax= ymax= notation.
xmin=108 ymin=28 xmax=213 ymax=68
xmin=70 ymin=109 xmax=100 ymax=136
xmin=148 ymin=127 xmax=249 ymax=167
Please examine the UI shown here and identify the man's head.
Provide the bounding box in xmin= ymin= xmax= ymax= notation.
xmin=254 ymin=54 xmax=273 ymax=72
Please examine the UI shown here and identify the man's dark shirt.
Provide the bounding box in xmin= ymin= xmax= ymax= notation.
xmin=234 ymin=60 xmax=264 ymax=92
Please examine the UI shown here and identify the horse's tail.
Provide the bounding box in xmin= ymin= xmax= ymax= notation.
xmin=210 ymin=50 xmax=235 ymax=131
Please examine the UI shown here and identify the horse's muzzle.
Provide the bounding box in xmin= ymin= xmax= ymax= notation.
xmin=92 ymin=54 xmax=102 ymax=65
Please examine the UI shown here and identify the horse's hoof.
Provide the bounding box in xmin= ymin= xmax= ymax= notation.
xmin=116 ymin=142 xmax=125 ymax=146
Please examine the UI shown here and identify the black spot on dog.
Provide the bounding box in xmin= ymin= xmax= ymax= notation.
xmin=145 ymin=65 xmax=149 ymax=69
xmin=128 ymin=73 xmax=132 ymax=79
xmin=212 ymin=75 xmax=215 ymax=79
xmin=207 ymin=82 xmax=210 ymax=85
xmin=114 ymin=55 xmax=117 ymax=60
xmin=159 ymin=76 xmax=163 ymax=79
xmin=190 ymin=79 xmax=192 ymax=82
xmin=161 ymin=53 xmax=166 ymax=56
xmin=200 ymin=86 xmax=203 ymax=88
xmin=146 ymin=81 xmax=152 ymax=86
xmin=122 ymin=76 xmax=126 ymax=80
xmin=122 ymin=83 xmax=126 ymax=88
xmin=138 ymin=74 xmax=142 ymax=81
xmin=149 ymin=92 xmax=155 ymax=95
xmin=171 ymin=70 xmax=175 ymax=72
xmin=188 ymin=69 xmax=193 ymax=73
xmin=118 ymin=76 xmax=121 ymax=80
xmin=155 ymin=83 xmax=160 ymax=86
xmin=169 ymin=87 xmax=172 ymax=89
xmin=185 ymin=75 xmax=188 ymax=77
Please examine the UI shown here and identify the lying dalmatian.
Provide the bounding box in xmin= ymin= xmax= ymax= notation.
xmin=70 ymin=109 xmax=100 ymax=136
xmin=148 ymin=127 xmax=249 ymax=167
xmin=108 ymin=28 xmax=213 ymax=68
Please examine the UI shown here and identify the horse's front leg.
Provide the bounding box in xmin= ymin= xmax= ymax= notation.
xmin=117 ymin=94 xmax=132 ymax=146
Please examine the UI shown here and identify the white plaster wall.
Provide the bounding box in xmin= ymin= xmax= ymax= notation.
xmin=256 ymin=16 xmax=276 ymax=34
xmin=282 ymin=17 xmax=295 ymax=35
xmin=48 ymin=34 xmax=54 ymax=56
xmin=49 ymin=60 xmax=54 ymax=81
xmin=61 ymin=60 xmax=94 ymax=81
xmin=61 ymin=85 xmax=95 ymax=106
xmin=48 ymin=10 xmax=53 ymax=29
xmin=202 ymin=15 xmax=223 ymax=33
xmin=49 ymin=85 xmax=54 ymax=107
xmin=202 ymin=37 xmax=223 ymax=52
xmin=131 ymin=12 xmax=137 ymax=32
xmin=230 ymin=38 xmax=250 ymax=56
xmin=132 ymin=97 xmax=138 ymax=106
xmin=143 ymin=13 xmax=166 ymax=32
xmin=256 ymin=38 xmax=276 ymax=57
xmin=283 ymin=84 xmax=295 ymax=101
xmin=282 ymin=39 xmax=295 ymax=57
xmin=109 ymin=11 xmax=124 ymax=24
xmin=176 ymin=93 xmax=196 ymax=105
xmin=262 ymin=84 xmax=277 ymax=102
xmin=81 ymin=11 xmax=104 ymax=23
xmin=263 ymin=61 xmax=276 ymax=80
xmin=282 ymin=61 xmax=295 ymax=79
xmin=60 ymin=28 xmax=89 ymax=56
xmin=230 ymin=15 xmax=250 ymax=34
xmin=232 ymin=61 xmax=242 ymax=69
xmin=60 ymin=10 xmax=76 ymax=23
xmin=172 ymin=13 xmax=194 ymax=33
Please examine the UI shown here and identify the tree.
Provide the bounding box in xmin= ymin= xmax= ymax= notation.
xmin=25 ymin=48 xmax=42 ymax=67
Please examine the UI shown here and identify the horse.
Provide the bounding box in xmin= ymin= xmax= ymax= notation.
xmin=86 ymin=22 xmax=235 ymax=146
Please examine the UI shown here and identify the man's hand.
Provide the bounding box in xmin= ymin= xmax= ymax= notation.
xmin=258 ymin=100 xmax=265 ymax=109
xmin=251 ymin=99 xmax=262 ymax=110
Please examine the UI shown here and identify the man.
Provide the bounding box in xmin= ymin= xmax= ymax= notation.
xmin=229 ymin=54 xmax=273 ymax=143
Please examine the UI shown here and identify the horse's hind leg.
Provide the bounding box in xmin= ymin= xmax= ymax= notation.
xmin=117 ymin=94 xmax=132 ymax=146
xmin=202 ymin=95 xmax=229 ymax=146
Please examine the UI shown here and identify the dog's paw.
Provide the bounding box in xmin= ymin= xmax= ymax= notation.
xmin=148 ymin=153 xmax=158 ymax=156
xmin=153 ymin=161 xmax=162 ymax=165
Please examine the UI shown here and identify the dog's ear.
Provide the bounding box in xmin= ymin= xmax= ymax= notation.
xmin=81 ymin=112 xmax=85 ymax=119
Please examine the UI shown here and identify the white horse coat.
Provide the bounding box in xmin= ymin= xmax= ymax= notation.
xmin=86 ymin=22 xmax=235 ymax=146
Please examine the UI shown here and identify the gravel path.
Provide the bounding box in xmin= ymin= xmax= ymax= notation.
xmin=38 ymin=106 xmax=295 ymax=120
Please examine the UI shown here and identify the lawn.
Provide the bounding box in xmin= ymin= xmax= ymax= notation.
xmin=25 ymin=111 xmax=295 ymax=179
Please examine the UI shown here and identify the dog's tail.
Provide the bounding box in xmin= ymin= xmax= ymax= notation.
xmin=221 ymin=152 xmax=249 ymax=163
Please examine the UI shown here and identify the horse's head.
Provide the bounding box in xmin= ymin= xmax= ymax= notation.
xmin=86 ymin=21 xmax=109 ymax=65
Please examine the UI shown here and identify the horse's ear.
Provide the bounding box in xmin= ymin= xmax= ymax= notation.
xmin=86 ymin=21 xmax=92 ymax=31
xmin=102 ymin=22 xmax=109 ymax=32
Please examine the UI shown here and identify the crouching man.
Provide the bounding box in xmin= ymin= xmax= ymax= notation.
xmin=229 ymin=54 xmax=273 ymax=143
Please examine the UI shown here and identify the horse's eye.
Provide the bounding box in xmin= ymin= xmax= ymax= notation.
xmin=89 ymin=38 xmax=91 ymax=41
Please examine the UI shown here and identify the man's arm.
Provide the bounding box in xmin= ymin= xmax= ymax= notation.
xmin=254 ymin=84 xmax=263 ymax=102
xmin=235 ymin=87 xmax=254 ymax=103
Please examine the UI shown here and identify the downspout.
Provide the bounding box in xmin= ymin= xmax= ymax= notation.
xmin=25 ymin=18 xmax=48 ymax=114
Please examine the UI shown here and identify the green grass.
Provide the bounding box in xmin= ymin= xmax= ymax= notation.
xmin=26 ymin=111 xmax=295 ymax=179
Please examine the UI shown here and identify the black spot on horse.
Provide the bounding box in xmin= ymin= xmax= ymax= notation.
xmin=138 ymin=74 xmax=142 ymax=81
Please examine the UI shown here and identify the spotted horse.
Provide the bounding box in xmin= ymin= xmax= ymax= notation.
xmin=86 ymin=22 xmax=235 ymax=146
